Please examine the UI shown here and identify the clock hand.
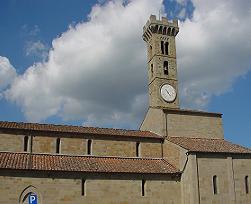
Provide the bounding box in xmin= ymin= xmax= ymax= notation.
xmin=166 ymin=90 xmax=171 ymax=96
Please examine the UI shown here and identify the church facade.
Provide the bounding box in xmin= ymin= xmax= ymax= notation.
xmin=0 ymin=15 xmax=251 ymax=204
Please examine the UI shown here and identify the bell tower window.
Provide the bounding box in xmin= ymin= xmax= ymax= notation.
xmin=161 ymin=41 xmax=164 ymax=54
xmin=161 ymin=41 xmax=169 ymax=55
xmin=165 ymin=42 xmax=169 ymax=55
xmin=164 ymin=61 xmax=168 ymax=75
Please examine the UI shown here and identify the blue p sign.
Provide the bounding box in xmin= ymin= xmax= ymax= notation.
xmin=28 ymin=194 xmax=37 ymax=204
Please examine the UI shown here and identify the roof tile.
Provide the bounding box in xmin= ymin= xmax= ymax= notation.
xmin=0 ymin=121 xmax=163 ymax=140
xmin=167 ymin=137 xmax=251 ymax=154
xmin=0 ymin=152 xmax=179 ymax=174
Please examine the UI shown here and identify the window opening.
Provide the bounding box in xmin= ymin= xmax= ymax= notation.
xmin=24 ymin=136 xmax=29 ymax=152
xmin=165 ymin=42 xmax=169 ymax=55
xmin=245 ymin=176 xmax=249 ymax=194
xmin=164 ymin=61 xmax=168 ymax=75
xmin=56 ymin=138 xmax=60 ymax=154
xmin=213 ymin=175 xmax=218 ymax=194
xmin=142 ymin=180 xmax=146 ymax=196
xmin=149 ymin=45 xmax=152 ymax=58
xmin=163 ymin=27 xmax=167 ymax=35
xmin=136 ymin=142 xmax=140 ymax=157
xmin=87 ymin=139 xmax=92 ymax=155
xmin=161 ymin=41 xmax=164 ymax=54
xmin=81 ymin=179 xmax=86 ymax=196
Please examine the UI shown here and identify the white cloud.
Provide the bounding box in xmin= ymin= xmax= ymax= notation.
xmin=0 ymin=56 xmax=17 ymax=93
xmin=5 ymin=0 xmax=162 ymax=127
xmin=25 ymin=40 xmax=48 ymax=60
xmin=4 ymin=0 xmax=251 ymax=129
xmin=177 ymin=0 xmax=251 ymax=108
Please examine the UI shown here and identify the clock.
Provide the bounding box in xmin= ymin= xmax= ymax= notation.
xmin=160 ymin=84 xmax=176 ymax=102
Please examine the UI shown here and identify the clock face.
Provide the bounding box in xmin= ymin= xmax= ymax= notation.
xmin=160 ymin=84 xmax=176 ymax=102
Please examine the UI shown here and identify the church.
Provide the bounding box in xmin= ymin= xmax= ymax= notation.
xmin=0 ymin=15 xmax=250 ymax=204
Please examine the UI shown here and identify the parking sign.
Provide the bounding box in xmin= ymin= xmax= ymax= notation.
xmin=28 ymin=194 xmax=37 ymax=204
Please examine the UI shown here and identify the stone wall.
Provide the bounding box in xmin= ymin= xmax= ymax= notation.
xmin=140 ymin=108 xmax=224 ymax=139
xmin=61 ymin=137 xmax=86 ymax=155
xmin=140 ymin=142 xmax=162 ymax=158
xmin=0 ymin=133 xmax=23 ymax=152
xmin=163 ymin=141 xmax=187 ymax=170
xmin=33 ymin=136 xmax=56 ymax=154
xmin=166 ymin=112 xmax=224 ymax=139
xmin=181 ymin=154 xmax=200 ymax=204
xmin=233 ymin=156 xmax=251 ymax=204
xmin=93 ymin=140 xmax=135 ymax=157
xmin=0 ymin=133 xmax=163 ymax=158
xmin=0 ymin=173 xmax=181 ymax=204
xmin=140 ymin=107 xmax=165 ymax=136
xmin=197 ymin=155 xmax=234 ymax=204
xmin=196 ymin=154 xmax=251 ymax=204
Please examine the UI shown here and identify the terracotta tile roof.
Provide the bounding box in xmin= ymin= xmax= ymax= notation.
xmin=167 ymin=137 xmax=251 ymax=154
xmin=0 ymin=121 xmax=163 ymax=140
xmin=0 ymin=152 xmax=179 ymax=174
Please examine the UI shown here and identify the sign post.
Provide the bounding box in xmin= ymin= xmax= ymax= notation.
xmin=28 ymin=194 xmax=37 ymax=204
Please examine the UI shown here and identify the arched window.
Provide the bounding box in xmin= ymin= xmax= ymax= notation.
xmin=165 ymin=42 xmax=169 ymax=55
xmin=245 ymin=176 xmax=249 ymax=194
xmin=213 ymin=175 xmax=218 ymax=194
xmin=172 ymin=28 xmax=175 ymax=36
xmin=24 ymin=136 xmax=29 ymax=152
xmin=87 ymin=139 xmax=92 ymax=155
xmin=154 ymin=25 xmax=158 ymax=33
xmin=19 ymin=185 xmax=41 ymax=204
xmin=163 ymin=27 xmax=167 ymax=35
xmin=56 ymin=138 xmax=61 ymax=154
xmin=164 ymin=61 xmax=168 ymax=75
xmin=158 ymin=26 xmax=163 ymax=34
xmin=167 ymin=27 xmax=171 ymax=35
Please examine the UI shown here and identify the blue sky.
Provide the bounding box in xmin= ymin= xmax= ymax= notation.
xmin=0 ymin=0 xmax=250 ymax=147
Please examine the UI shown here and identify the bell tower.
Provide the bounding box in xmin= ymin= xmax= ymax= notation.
xmin=143 ymin=15 xmax=179 ymax=109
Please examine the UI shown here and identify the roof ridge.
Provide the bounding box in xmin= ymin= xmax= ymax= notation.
xmin=0 ymin=121 xmax=163 ymax=139
xmin=0 ymin=120 xmax=145 ymax=132
xmin=168 ymin=136 xmax=224 ymax=140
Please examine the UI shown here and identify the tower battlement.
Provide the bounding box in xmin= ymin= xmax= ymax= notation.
xmin=143 ymin=15 xmax=179 ymax=42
